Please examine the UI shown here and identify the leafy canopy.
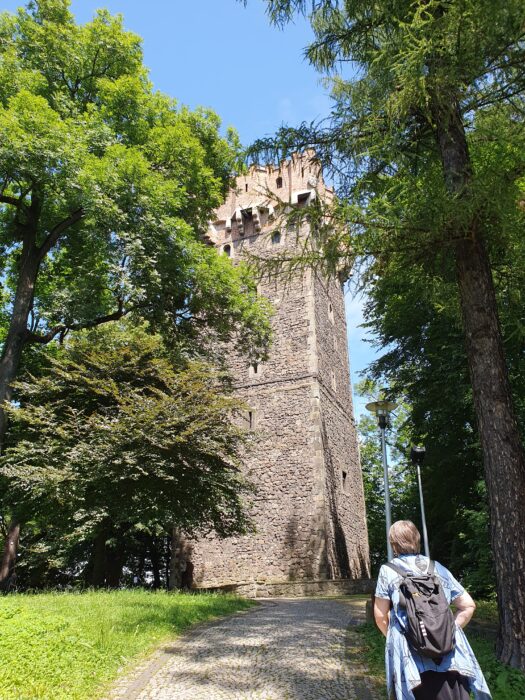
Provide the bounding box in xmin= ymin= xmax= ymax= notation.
xmin=246 ymin=0 xmax=525 ymax=280
xmin=0 ymin=0 xmax=270 ymax=357
xmin=0 ymin=322 xmax=255 ymax=576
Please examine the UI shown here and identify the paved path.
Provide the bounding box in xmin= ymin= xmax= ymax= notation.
xmin=107 ymin=598 xmax=379 ymax=700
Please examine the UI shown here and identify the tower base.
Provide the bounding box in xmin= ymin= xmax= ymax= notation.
xmin=191 ymin=576 xmax=374 ymax=599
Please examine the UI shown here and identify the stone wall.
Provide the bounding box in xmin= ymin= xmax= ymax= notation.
xmin=184 ymin=155 xmax=370 ymax=589
xmin=194 ymin=577 xmax=375 ymax=599
xmin=313 ymin=274 xmax=370 ymax=579
xmin=188 ymin=378 xmax=329 ymax=587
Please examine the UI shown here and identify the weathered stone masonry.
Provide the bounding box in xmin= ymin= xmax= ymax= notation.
xmin=187 ymin=156 xmax=370 ymax=592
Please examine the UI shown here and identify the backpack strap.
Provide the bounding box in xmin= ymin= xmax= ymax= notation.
xmin=385 ymin=561 xmax=406 ymax=577
xmin=386 ymin=559 xmax=435 ymax=576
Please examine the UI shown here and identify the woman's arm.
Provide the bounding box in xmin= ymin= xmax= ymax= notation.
xmin=453 ymin=591 xmax=476 ymax=628
xmin=374 ymin=596 xmax=391 ymax=637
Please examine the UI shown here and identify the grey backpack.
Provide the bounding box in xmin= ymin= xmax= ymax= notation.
xmin=386 ymin=559 xmax=456 ymax=660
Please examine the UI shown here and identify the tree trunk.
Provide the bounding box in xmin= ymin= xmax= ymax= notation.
xmin=165 ymin=534 xmax=171 ymax=590
xmin=105 ymin=541 xmax=125 ymax=589
xmin=0 ymin=521 xmax=20 ymax=591
xmin=149 ymin=537 xmax=162 ymax=590
xmin=168 ymin=527 xmax=183 ymax=590
xmin=0 ymin=237 xmax=40 ymax=451
xmin=455 ymin=236 xmax=525 ymax=668
xmin=433 ymin=98 xmax=525 ymax=669
xmin=90 ymin=531 xmax=107 ymax=587
xmin=0 ymin=233 xmax=40 ymax=587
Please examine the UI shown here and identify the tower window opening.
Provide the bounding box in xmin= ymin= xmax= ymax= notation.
xmin=297 ymin=192 xmax=310 ymax=207
xmin=342 ymin=470 xmax=348 ymax=492
xmin=248 ymin=410 xmax=255 ymax=429
xmin=241 ymin=208 xmax=254 ymax=237
xmin=245 ymin=183 xmax=248 ymax=192
xmin=328 ymin=302 xmax=334 ymax=323
xmin=271 ymin=231 xmax=281 ymax=245
xmin=276 ymin=176 xmax=283 ymax=189
xmin=301 ymin=167 xmax=305 ymax=178
xmin=223 ymin=244 xmax=231 ymax=257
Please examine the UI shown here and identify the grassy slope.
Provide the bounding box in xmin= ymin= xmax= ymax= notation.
xmin=354 ymin=601 xmax=525 ymax=700
xmin=0 ymin=590 xmax=254 ymax=700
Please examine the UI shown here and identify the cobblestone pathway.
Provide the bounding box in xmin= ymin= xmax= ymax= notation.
xmin=107 ymin=598 xmax=380 ymax=700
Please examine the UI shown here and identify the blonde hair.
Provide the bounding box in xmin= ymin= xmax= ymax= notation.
xmin=389 ymin=520 xmax=421 ymax=555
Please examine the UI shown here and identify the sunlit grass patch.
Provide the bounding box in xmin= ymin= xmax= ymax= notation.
xmin=0 ymin=589 xmax=254 ymax=700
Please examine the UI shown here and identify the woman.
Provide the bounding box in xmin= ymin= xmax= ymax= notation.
xmin=374 ymin=520 xmax=492 ymax=700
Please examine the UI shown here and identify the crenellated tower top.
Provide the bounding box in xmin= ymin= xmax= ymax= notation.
xmin=207 ymin=152 xmax=334 ymax=250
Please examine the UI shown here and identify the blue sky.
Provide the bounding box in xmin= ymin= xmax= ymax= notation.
xmin=2 ymin=0 xmax=377 ymax=416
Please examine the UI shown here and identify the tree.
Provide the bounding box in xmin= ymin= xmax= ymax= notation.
xmin=0 ymin=323 xmax=254 ymax=588
xmin=249 ymin=0 xmax=525 ymax=667
xmin=0 ymin=1 xmax=271 ymax=582
xmin=0 ymin=0 xmax=270 ymax=441
xmin=358 ymin=256 xmax=497 ymax=595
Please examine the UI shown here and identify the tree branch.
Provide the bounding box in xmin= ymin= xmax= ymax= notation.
xmin=0 ymin=194 xmax=22 ymax=207
xmin=25 ymin=299 xmax=130 ymax=345
xmin=38 ymin=207 xmax=84 ymax=260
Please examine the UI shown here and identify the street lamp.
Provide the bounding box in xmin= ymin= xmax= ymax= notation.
xmin=365 ymin=397 xmax=397 ymax=561
xmin=410 ymin=445 xmax=430 ymax=558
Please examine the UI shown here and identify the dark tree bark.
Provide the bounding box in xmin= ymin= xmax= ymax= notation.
xmin=0 ymin=216 xmax=41 ymax=587
xmin=0 ymin=521 xmax=20 ymax=591
xmin=165 ymin=534 xmax=171 ymax=590
xmin=433 ymin=97 xmax=525 ymax=669
xmin=0 ymin=203 xmax=84 ymax=451
xmin=149 ymin=537 xmax=162 ymax=590
xmin=90 ymin=530 xmax=107 ymax=588
xmin=169 ymin=527 xmax=183 ymax=590
xmin=105 ymin=541 xmax=125 ymax=588
xmin=0 ymin=231 xmax=40 ymax=452
xmin=137 ymin=540 xmax=147 ymax=583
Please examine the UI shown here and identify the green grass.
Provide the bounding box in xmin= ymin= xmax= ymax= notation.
xmin=354 ymin=601 xmax=525 ymax=700
xmin=0 ymin=589 xmax=254 ymax=700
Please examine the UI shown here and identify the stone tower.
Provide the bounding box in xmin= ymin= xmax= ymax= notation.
xmin=186 ymin=155 xmax=370 ymax=595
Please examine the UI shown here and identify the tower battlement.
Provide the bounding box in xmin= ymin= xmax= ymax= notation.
xmin=208 ymin=153 xmax=334 ymax=247
xmin=183 ymin=157 xmax=370 ymax=594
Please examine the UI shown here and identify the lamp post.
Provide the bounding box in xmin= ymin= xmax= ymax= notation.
xmin=365 ymin=398 xmax=397 ymax=561
xmin=410 ymin=445 xmax=430 ymax=558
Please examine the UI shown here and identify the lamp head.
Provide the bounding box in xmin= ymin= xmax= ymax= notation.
xmin=410 ymin=445 xmax=426 ymax=466
xmin=365 ymin=399 xmax=397 ymax=429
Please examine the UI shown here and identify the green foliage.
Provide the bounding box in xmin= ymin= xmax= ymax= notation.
xmin=360 ymin=250 xmax=499 ymax=595
xmin=0 ymin=0 xmax=270 ymax=360
xmin=353 ymin=621 xmax=387 ymax=686
xmin=355 ymin=380 xmax=418 ymax=576
xmin=0 ymin=323 xmax=255 ymax=584
xmin=0 ymin=0 xmax=272 ymax=586
xmin=473 ymin=637 xmax=525 ymax=700
xmin=0 ymin=589 xmax=253 ymax=700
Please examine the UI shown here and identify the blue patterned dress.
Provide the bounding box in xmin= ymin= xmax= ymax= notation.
xmin=375 ymin=554 xmax=492 ymax=700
